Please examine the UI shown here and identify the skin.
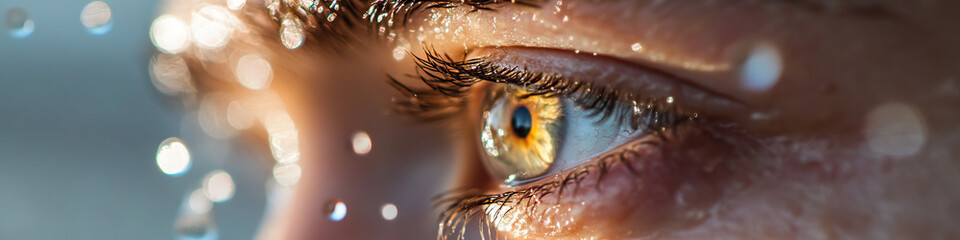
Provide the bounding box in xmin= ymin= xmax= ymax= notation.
xmin=163 ymin=0 xmax=960 ymax=239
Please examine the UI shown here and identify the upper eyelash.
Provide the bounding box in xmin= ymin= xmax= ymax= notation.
xmin=389 ymin=47 xmax=697 ymax=134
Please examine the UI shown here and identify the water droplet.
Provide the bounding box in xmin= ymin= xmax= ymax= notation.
xmin=351 ymin=131 xmax=372 ymax=155
xmin=80 ymin=1 xmax=112 ymax=35
xmin=381 ymin=203 xmax=398 ymax=220
xmin=157 ymin=137 xmax=191 ymax=176
xmin=326 ymin=12 xmax=337 ymax=22
xmin=6 ymin=8 xmax=35 ymax=39
xmin=150 ymin=15 xmax=191 ymax=54
xmin=203 ymin=170 xmax=235 ymax=203
xmin=235 ymin=53 xmax=273 ymax=90
xmin=865 ymin=102 xmax=927 ymax=158
xmin=631 ymin=42 xmax=643 ymax=52
xmin=325 ymin=199 xmax=347 ymax=221
xmin=280 ymin=15 xmax=305 ymax=49
xmin=739 ymin=43 xmax=782 ymax=92
xmin=273 ymin=163 xmax=302 ymax=186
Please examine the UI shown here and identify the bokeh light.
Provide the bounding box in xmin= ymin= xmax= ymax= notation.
xmin=150 ymin=15 xmax=191 ymax=54
xmin=272 ymin=163 xmax=302 ymax=186
xmin=188 ymin=189 xmax=213 ymax=214
xmin=5 ymin=8 xmax=34 ymax=39
xmin=740 ymin=43 xmax=782 ymax=92
xmin=226 ymin=101 xmax=254 ymax=130
xmin=235 ymin=54 xmax=273 ymax=90
xmin=149 ymin=54 xmax=195 ymax=95
xmin=865 ymin=102 xmax=928 ymax=158
xmin=325 ymin=199 xmax=347 ymax=221
xmin=191 ymin=5 xmax=235 ymax=49
xmin=198 ymin=95 xmax=238 ymax=139
xmin=203 ymin=170 xmax=236 ymax=203
xmin=80 ymin=1 xmax=112 ymax=35
xmin=381 ymin=203 xmax=398 ymax=220
xmin=156 ymin=137 xmax=192 ymax=176
xmin=265 ymin=112 xmax=301 ymax=164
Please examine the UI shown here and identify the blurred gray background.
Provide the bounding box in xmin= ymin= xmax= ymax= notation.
xmin=0 ymin=0 xmax=267 ymax=239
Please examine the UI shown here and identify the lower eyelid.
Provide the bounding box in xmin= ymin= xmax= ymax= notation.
xmin=447 ymin=128 xmax=734 ymax=239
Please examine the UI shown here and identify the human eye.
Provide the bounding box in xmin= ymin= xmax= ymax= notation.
xmin=371 ymin=1 xmax=800 ymax=239
xmin=390 ymin=44 xmax=749 ymax=238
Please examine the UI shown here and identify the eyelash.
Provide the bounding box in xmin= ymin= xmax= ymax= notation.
xmin=388 ymin=48 xmax=700 ymax=239
xmin=389 ymin=48 xmax=696 ymax=133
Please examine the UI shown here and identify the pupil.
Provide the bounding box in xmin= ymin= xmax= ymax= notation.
xmin=511 ymin=106 xmax=533 ymax=138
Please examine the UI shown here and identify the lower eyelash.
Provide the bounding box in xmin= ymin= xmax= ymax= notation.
xmin=435 ymin=140 xmax=662 ymax=240
xmin=389 ymin=47 xmax=697 ymax=134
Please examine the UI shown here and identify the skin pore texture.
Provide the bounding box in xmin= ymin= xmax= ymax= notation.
xmin=396 ymin=0 xmax=960 ymax=239
xmin=160 ymin=0 xmax=960 ymax=239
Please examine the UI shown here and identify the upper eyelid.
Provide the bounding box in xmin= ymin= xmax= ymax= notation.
xmin=366 ymin=0 xmax=538 ymax=31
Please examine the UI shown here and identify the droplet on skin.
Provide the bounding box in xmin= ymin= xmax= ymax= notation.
xmin=325 ymin=199 xmax=348 ymax=221
xmin=864 ymin=102 xmax=928 ymax=158
xmin=739 ymin=43 xmax=782 ymax=92
xmin=280 ymin=15 xmax=305 ymax=49
xmin=80 ymin=1 xmax=112 ymax=35
xmin=157 ymin=137 xmax=192 ymax=176
xmin=381 ymin=203 xmax=398 ymax=220
xmin=631 ymin=42 xmax=643 ymax=52
xmin=351 ymin=131 xmax=372 ymax=155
